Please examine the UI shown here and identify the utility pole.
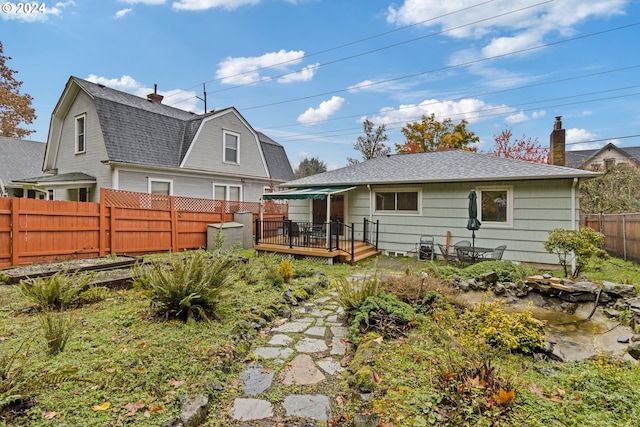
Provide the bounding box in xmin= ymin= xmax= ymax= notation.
xmin=196 ymin=83 xmax=207 ymax=113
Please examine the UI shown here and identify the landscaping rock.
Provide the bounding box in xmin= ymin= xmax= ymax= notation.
xmin=631 ymin=334 xmax=640 ymax=342
xmin=481 ymin=271 xmax=499 ymax=286
xmin=617 ymin=336 xmax=630 ymax=344
xmin=281 ymin=354 xmax=326 ymax=385
xmin=283 ymin=394 xmax=331 ymax=421
xmin=601 ymin=281 xmax=637 ymax=299
xmin=179 ymin=394 xmax=208 ymax=427
xmin=160 ymin=419 xmax=180 ymax=427
xmin=492 ymin=283 xmax=506 ymax=295
xmin=604 ymin=308 xmax=620 ymax=318
xmin=627 ymin=341 xmax=640 ymax=360
xmin=354 ymin=413 xmax=379 ymax=427
xmin=240 ymin=365 xmax=274 ymax=396
xmin=230 ymin=398 xmax=274 ymax=421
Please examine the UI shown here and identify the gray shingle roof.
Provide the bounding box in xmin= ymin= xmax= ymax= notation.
xmin=0 ymin=136 xmax=46 ymax=185
xmin=257 ymin=132 xmax=296 ymax=181
xmin=284 ymin=150 xmax=598 ymax=187
xmin=70 ymin=77 xmax=293 ymax=178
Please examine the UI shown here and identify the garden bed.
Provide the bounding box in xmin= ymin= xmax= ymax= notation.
xmin=0 ymin=255 xmax=138 ymax=284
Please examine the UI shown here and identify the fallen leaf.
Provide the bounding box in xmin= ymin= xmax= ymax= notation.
xmin=143 ymin=410 xmax=150 ymax=419
xmin=494 ymin=388 xmax=515 ymax=406
xmin=528 ymin=383 xmax=544 ymax=396
xmin=149 ymin=404 xmax=164 ymax=413
xmin=92 ymin=402 xmax=111 ymax=411
xmin=335 ymin=396 xmax=344 ymax=407
xmin=105 ymin=368 xmax=115 ymax=374
xmin=168 ymin=379 xmax=184 ymax=388
xmin=373 ymin=370 xmax=381 ymax=384
xmin=373 ymin=336 xmax=384 ymax=343
xmin=41 ymin=411 xmax=57 ymax=419
xmin=260 ymin=368 xmax=273 ymax=374
xmin=549 ymin=396 xmax=563 ymax=403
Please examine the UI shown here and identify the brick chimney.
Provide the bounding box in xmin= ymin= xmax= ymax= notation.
xmin=549 ymin=116 xmax=566 ymax=166
xmin=147 ymin=83 xmax=164 ymax=104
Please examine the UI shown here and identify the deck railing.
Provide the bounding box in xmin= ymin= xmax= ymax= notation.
xmin=255 ymin=218 xmax=379 ymax=262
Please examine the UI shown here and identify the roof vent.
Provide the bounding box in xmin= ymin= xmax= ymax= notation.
xmin=147 ymin=83 xmax=164 ymax=104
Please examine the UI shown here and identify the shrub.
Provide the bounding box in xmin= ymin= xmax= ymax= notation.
xmin=38 ymin=309 xmax=76 ymax=356
xmin=132 ymin=250 xmax=238 ymax=322
xmin=460 ymin=260 xmax=533 ymax=283
xmin=544 ymin=227 xmax=608 ymax=278
xmin=19 ymin=271 xmax=92 ymax=310
xmin=277 ymin=259 xmax=293 ymax=283
xmin=77 ymin=285 xmax=111 ymax=304
xmin=335 ymin=274 xmax=381 ymax=313
xmin=460 ymin=301 xmax=545 ymax=353
xmin=348 ymin=293 xmax=417 ymax=345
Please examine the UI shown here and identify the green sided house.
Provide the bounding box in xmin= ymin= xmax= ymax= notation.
xmin=259 ymin=150 xmax=599 ymax=265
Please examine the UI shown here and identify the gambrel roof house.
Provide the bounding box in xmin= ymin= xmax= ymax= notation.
xmin=0 ymin=136 xmax=46 ymax=198
xmin=565 ymin=143 xmax=640 ymax=170
xmin=13 ymin=76 xmax=294 ymax=203
xmin=280 ymin=150 xmax=599 ymax=265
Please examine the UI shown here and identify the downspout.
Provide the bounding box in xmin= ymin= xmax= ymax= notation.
xmin=571 ymin=177 xmax=578 ymax=275
xmin=367 ymin=184 xmax=373 ymax=221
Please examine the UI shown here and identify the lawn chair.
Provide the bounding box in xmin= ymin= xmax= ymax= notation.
xmin=437 ymin=243 xmax=456 ymax=261
xmin=485 ymin=245 xmax=506 ymax=260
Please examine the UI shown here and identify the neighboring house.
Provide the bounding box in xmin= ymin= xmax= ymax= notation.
xmin=0 ymin=136 xmax=47 ymax=198
xmin=12 ymin=76 xmax=294 ymax=203
xmin=276 ymin=150 xmax=599 ymax=265
xmin=565 ymin=143 xmax=640 ymax=170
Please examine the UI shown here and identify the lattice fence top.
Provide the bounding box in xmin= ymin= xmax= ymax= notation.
xmin=102 ymin=188 xmax=287 ymax=214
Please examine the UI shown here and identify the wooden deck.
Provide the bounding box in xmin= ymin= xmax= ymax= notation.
xmin=253 ymin=240 xmax=380 ymax=264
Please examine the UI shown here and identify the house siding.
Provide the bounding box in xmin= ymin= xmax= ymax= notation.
xmin=182 ymin=111 xmax=269 ymax=178
xmin=116 ymin=168 xmax=268 ymax=201
xmin=289 ymin=179 xmax=578 ymax=264
xmin=53 ymin=91 xmax=110 ymax=202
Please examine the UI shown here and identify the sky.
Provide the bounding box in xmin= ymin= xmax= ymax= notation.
xmin=2 ymin=0 xmax=640 ymax=170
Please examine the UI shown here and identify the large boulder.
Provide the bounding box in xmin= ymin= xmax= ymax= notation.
xmin=602 ymin=281 xmax=637 ymax=299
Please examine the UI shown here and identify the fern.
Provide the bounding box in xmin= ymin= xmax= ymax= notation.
xmin=19 ymin=271 xmax=92 ymax=310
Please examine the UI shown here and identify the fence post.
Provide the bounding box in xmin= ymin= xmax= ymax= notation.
xmin=623 ymin=214 xmax=627 ymax=261
xmin=10 ymin=197 xmax=19 ymax=267
xmin=170 ymin=196 xmax=178 ymax=253
xmin=109 ymin=198 xmax=117 ymax=255
xmin=99 ymin=190 xmax=106 ymax=256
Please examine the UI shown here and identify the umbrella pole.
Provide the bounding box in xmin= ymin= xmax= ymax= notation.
xmin=472 ymin=230 xmax=475 ymax=262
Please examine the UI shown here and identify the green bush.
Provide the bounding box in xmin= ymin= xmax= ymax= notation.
xmin=38 ymin=309 xmax=76 ymax=356
xmin=348 ymin=292 xmax=417 ymax=345
xmin=460 ymin=260 xmax=533 ymax=283
xmin=460 ymin=301 xmax=545 ymax=353
xmin=132 ymin=250 xmax=238 ymax=322
xmin=335 ymin=273 xmax=381 ymax=313
xmin=277 ymin=259 xmax=293 ymax=283
xmin=19 ymin=271 xmax=92 ymax=310
xmin=544 ymin=228 xmax=608 ymax=278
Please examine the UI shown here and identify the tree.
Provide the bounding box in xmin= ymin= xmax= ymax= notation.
xmin=579 ymin=164 xmax=640 ymax=214
xmin=395 ymin=113 xmax=479 ymax=154
xmin=347 ymin=119 xmax=390 ymax=165
xmin=487 ymin=128 xmax=548 ymax=163
xmin=295 ymin=157 xmax=327 ymax=178
xmin=544 ymin=228 xmax=607 ymax=278
xmin=0 ymin=41 xmax=36 ymax=138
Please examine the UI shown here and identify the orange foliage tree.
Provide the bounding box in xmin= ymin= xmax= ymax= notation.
xmin=0 ymin=42 xmax=36 ymax=138
xmin=488 ymin=128 xmax=549 ymax=163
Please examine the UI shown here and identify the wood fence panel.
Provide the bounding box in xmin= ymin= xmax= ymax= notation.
xmin=0 ymin=198 xmax=11 ymax=268
xmin=581 ymin=213 xmax=640 ymax=264
xmin=0 ymin=189 xmax=288 ymax=268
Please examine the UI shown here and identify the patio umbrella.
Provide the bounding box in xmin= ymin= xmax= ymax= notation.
xmin=466 ymin=190 xmax=481 ymax=256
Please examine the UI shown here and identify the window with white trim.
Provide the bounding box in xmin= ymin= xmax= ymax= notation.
xmin=75 ymin=114 xmax=86 ymax=154
xmin=148 ymin=179 xmax=172 ymax=195
xmin=478 ymin=186 xmax=513 ymax=227
xmin=374 ymin=190 xmax=419 ymax=213
xmin=213 ymin=184 xmax=242 ymax=201
xmin=223 ymin=131 xmax=239 ymax=164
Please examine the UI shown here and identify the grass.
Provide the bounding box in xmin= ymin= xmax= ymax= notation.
xmin=1 ymin=252 xmax=640 ymax=426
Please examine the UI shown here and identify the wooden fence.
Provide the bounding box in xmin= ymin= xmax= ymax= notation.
xmin=580 ymin=213 xmax=640 ymax=264
xmin=0 ymin=188 xmax=287 ymax=268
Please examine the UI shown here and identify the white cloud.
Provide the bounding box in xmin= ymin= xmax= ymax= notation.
xmin=121 ymin=0 xmax=166 ymax=4
xmin=277 ymin=63 xmax=319 ymax=83
xmin=216 ymin=50 xmax=306 ymax=85
xmin=387 ymin=0 xmax=628 ymax=59
xmin=85 ymin=74 xmax=200 ymax=112
xmin=566 ymin=128 xmax=601 ymax=150
xmin=1 ymin=0 xmax=75 ymax=22
xmin=504 ymin=109 xmax=546 ymax=124
xmin=368 ymin=98 xmax=513 ymax=127
xmin=297 ymin=96 xmax=345 ymax=124
xmin=172 ymin=0 xmax=259 ymax=11
xmin=114 ymin=8 xmax=133 ymax=18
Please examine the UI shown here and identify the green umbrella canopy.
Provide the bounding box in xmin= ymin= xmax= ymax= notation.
xmin=467 ymin=189 xmax=481 ymax=231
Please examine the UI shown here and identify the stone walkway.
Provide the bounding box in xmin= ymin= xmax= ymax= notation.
xmin=230 ymin=293 xmax=349 ymax=424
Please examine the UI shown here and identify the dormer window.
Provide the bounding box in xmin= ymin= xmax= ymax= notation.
xmin=75 ymin=114 xmax=86 ymax=154
xmin=224 ymin=131 xmax=239 ymax=164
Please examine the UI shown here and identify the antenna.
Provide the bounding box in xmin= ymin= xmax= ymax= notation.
xmin=196 ymin=83 xmax=207 ymax=113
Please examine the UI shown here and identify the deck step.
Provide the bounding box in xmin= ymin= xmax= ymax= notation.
xmin=338 ymin=242 xmax=380 ymax=264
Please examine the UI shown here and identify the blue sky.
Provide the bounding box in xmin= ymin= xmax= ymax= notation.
xmin=2 ymin=0 xmax=639 ymax=170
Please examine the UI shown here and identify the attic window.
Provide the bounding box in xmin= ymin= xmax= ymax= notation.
xmin=224 ymin=131 xmax=239 ymax=164
xmin=604 ymin=158 xmax=615 ymax=169
xmin=75 ymin=114 xmax=86 ymax=154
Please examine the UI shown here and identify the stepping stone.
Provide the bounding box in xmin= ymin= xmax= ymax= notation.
xmin=268 ymin=334 xmax=293 ymax=346
xmin=325 ymin=315 xmax=339 ymax=323
xmin=330 ymin=338 xmax=347 ymax=356
xmin=315 ymin=296 xmax=332 ymax=303
xmin=281 ymin=354 xmax=325 ymax=385
xmin=240 ymin=365 xmax=274 ymax=396
xmin=283 ymin=394 xmax=331 ymax=421
xmin=317 ymin=357 xmax=345 ymax=375
xmin=272 ymin=321 xmax=310 ymax=333
xmin=295 ymin=337 xmax=328 ymax=353
xmin=330 ymin=326 xmax=348 ymax=338
xmin=230 ymin=398 xmax=273 ymax=421
xmin=310 ymin=309 xmax=334 ymax=317
xmin=253 ymin=347 xmax=294 ymax=360
xmin=305 ymin=326 xmax=327 ymax=337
